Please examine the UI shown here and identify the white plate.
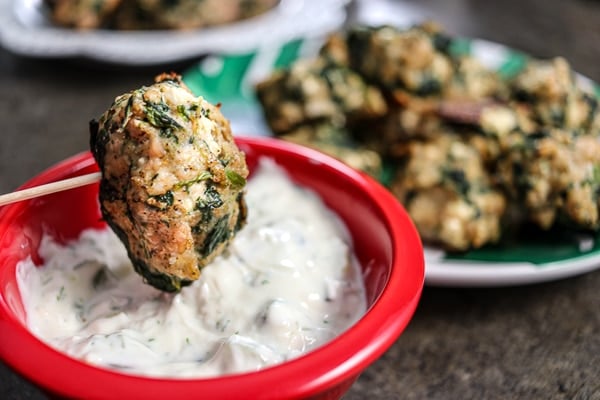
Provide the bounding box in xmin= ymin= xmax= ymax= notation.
xmin=425 ymin=245 xmax=600 ymax=287
xmin=0 ymin=0 xmax=348 ymax=65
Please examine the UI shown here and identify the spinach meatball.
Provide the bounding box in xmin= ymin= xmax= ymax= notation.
xmin=90 ymin=73 xmax=248 ymax=292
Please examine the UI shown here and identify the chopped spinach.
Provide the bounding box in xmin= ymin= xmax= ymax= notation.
xmin=176 ymin=104 xmax=191 ymax=121
xmin=149 ymin=190 xmax=174 ymax=209
xmin=225 ymin=169 xmax=247 ymax=189
xmin=144 ymin=101 xmax=182 ymax=141
xmin=196 ymin=185 xmax=223 ymax=211
xmin=123 ymin=94 xmax=135 ymax=128
xmin=415 ymin=74 xmax=442 ymax=96
xmin=442 ymin=168 xmax=470 ymax=197
xmin=89 ymin=120 xmax=109 ymax=170
xmin=174 ymin=171 xmax=212 ymax=191
xmin=432 ymin=32 xmax=452 ymax=53
xmin=200 ymin=215 xmax=231 ymax=258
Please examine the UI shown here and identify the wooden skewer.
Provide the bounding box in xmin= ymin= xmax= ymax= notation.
xmin=0 ymin=172 xmax=102 ymax=207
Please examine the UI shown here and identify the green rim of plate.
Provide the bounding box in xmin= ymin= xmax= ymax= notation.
xmin=184 ymin=38 xmax=304 ymax=105
xmin=445 ymin=225 xmax=600 ymax=265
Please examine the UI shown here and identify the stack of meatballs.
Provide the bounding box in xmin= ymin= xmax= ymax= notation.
xmin=256 ymin=22 xmax=600 ymax=252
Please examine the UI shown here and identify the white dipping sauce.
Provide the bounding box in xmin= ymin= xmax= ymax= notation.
xmin=17 ymin=159 xmax=366 ymax=378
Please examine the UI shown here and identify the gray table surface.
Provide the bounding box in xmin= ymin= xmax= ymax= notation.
xmin=1 ymin=0 xmax=600 ymax=399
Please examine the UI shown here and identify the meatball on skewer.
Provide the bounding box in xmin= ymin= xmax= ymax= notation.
xmin=90 ymin=73 xmax=248 ymax=292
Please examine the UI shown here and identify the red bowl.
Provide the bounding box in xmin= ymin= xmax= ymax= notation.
xmin=0 ymin=137 xmax=424 ymax=400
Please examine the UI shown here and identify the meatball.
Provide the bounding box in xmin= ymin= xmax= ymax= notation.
xmin=90 ymin=73 xmax=248 ymax=292
xmin=497 ymin=128 xmax=600 ymax=230
xmin=255 ymin=54 xmax=387 ymax=177
xmin=390 ymin=133 xmax=507 ymax=251
xmin=510 ymin=57 xmax=600 ymax=134
xmin=255 ymin=57 xmax=387 ymax=136
xmin=475 ymin=58 xmax=600 ymax=231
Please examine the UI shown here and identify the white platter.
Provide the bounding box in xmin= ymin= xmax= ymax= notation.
xmin=0 ymin=0 xmax=348 ymax=65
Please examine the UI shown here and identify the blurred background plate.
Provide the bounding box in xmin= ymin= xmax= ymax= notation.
xmin=0 ymin=0 xmax=349 ymax=65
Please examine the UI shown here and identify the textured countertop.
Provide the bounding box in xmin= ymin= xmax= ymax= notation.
xmin=1 ymin=0 xmax=600 ymax=399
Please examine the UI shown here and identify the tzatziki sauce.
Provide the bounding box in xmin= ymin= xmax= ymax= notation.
xmin=17 ymin=159 xmax=367 ymax=378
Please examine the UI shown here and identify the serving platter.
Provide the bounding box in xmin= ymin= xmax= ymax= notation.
xmin=0 ymin=0 xmax=348 ymax=65
xmin=183 ymin=35 xmax=600 ymax=287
